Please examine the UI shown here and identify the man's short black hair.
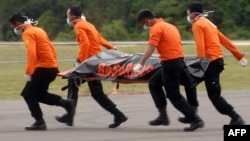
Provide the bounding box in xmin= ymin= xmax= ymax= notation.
xmin=69 ymin=5 xmax=82 ymax=17
xmin=9 ymin=12 xmax=27 ymax=25
xmin=137 ymin=9 xmax=155 ymax=22
xmin=187 ymin=1 xmax=203 ymax=13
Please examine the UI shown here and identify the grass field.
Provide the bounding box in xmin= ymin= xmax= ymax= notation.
xmin=0 ymin=43 xmax=249 ymax=99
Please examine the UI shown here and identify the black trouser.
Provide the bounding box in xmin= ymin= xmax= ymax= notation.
xmin=67 ymin=78 xmax=116 ymax=111
xmin=21 ymin=68 xmax=62 ymax=121
xmin=161 ymin=58 xmax=196 ymax=118
xmin=204 ymin=58 xmax=234 ymax=115
xmin=148 ymin=68 xmax=198 ymax=109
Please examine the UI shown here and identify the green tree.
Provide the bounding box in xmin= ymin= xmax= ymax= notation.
xmin=1 ymin=0 xmax=250 ymax=41
xmin=101 ymin=20 xmax=131 ymax=41
xmin=38 ymin=10 xmax=60 ymax=40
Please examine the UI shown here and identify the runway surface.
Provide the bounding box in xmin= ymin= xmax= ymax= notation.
xmin=0 ymin=90 xmax=249 ymax=141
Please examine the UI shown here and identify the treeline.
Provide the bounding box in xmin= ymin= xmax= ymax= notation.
xmin=0 ymin=0 xmax=249 ymax=41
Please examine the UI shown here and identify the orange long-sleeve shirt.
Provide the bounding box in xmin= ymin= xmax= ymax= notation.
xmin=149 ymin=18 xmax=184 ymax=61
xmin=21 ymin=24 xmax=58 ymax=75
xmin=192 ymin=17 xmax=244 ymax=61
xmin=74 ymin=19 xmax=115 ymax=62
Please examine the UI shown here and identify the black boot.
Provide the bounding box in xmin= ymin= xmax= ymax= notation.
xmin=108 ymin=108 xmax=128 ymax=128
xmin=229 ymin=110 xmax=245 ymax=125
xmin=184 ymin=114 xmax=204 ymax=132
xmin=55 ymin=114 xmax=73 ymax=126
xmin=178 ymin=107 xmax=197 ymax=124
xmin=25 ymin=119 xmax=46 ymax=131
xmin=149 ymin=108 xmax=169 ymax=126
xmin=55 ymin=99 xmax=76 ymax=126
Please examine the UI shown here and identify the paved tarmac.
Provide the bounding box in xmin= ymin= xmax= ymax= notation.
xmin=0 ymin=90 xmax=249 ymax=141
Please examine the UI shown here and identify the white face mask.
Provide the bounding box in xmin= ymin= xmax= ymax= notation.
xmin=14 ymin=28 xmax=23 ymax=35
xmin=143 ymin=24 xmax=149 ymax=30
xmin=67 ymin=18 xmax=73 ymax=26
xmin=13 ymin=24 xmax=25 ymax=36
xmin=186 ymin=15 xmax=193 ymax=24
xmin=13 ymin=18 xmax=36 ymax=36
xmin=67 ymin=17 xmax=80 ymax=27
xmin=186 ymin=13 xmax=194 ymax=24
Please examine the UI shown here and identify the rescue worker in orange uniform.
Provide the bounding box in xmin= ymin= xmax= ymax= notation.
xmin=55 ymin=5 xmax=127 ymax=128
xmin=133 ymin=9 xmax=204 ymax=131
xmin=9 ymin=12 xmax=75 ymax=131
xmin=181 ymin=1 xmax=247 ymax=126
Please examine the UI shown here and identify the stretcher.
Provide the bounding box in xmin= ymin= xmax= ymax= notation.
xmin=58 ymin=50 xmax=209 ymax=85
